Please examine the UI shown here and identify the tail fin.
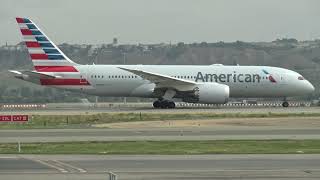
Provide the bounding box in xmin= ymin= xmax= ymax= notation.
xmin=16 ymin=17 xmax=79 ymax=72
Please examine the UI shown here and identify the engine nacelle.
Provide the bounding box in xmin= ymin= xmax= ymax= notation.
xmin=182 ymin=83 xmax=229 ymax=104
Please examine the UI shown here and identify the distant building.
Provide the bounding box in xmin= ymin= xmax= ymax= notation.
xmin=113 ymin=38 xmax=118 ymax=46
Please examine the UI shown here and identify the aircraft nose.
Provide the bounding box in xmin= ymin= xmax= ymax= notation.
xmin=306 ymin=81 xmax=315 ymax=93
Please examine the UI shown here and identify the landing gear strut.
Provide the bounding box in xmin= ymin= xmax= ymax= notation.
xmin=153 ymin=99 xmax=176 ymax=109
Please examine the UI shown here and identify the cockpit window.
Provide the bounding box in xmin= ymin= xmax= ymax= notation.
xmin=298 ymin=76 xmax=304 ymax=80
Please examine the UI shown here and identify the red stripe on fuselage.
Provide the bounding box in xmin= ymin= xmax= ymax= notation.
xmin=25 ymin=41 xmax=41 ymax=48
xmin=40 ymin=79 xmax=90 ymax=85
xmin=35 ymin=66 xmax=78 ymax=72
xmin=21 ymin=29 xmax=32 ymax=35
xmin=30 ymin=54 xmax=48 ymax=60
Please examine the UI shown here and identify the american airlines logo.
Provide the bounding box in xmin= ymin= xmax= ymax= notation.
xmin=195 ymin=70 xmax=277 ymax=83
xmin=262 ymin=69 xmax=277 ymax=83
xmin=195 ymin=72 xmax=261 ymax=83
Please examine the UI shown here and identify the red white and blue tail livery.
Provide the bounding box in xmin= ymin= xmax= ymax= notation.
xmin=10 ymin=17 xmax=314 ymax=108
xmin=13 ymin=17 xmax=90 ymax=87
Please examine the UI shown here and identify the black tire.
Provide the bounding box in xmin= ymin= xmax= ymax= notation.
xmin=168 ymin=101 xmax=176 ymax=109
xmin=160 ymin=100 xmax=169 ymax=109
xmin=282 ymin=101 xmax=289 ymax=107
xmin=153 ymin=100 xmax=161 ymax=108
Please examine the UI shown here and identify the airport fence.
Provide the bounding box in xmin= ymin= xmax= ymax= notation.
xmin=0 ymin=104 xmax=47 ymax=109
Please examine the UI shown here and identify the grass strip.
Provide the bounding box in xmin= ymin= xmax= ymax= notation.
xmin=0 ymin=112 xmax=320 ymax=129
xmin=1 ymin=140 xmax=320 ymax=154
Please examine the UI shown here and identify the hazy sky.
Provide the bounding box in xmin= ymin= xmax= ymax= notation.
xmin=1 ymin=0 xmax=320 ymax=45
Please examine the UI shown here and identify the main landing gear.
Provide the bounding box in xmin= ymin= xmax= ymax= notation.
xmin=153 ymin=89 xmax=176 ymax=109
xmin=153 ymin=99 xmax=176 ymax=109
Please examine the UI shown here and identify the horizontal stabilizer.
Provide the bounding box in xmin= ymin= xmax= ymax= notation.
xmin=9 ymin=70 xmax=59 ymax=79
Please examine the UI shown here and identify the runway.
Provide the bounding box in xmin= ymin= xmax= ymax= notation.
xmin=1 ymin=107 xmax=320 ymax=180
xmin=1 ymin=127 xmax=320 ymax=142
xmin=1 ymin=154 xmax=320 ymax=180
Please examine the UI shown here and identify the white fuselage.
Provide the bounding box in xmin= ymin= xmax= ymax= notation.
xmin=50 ymin=64 xmax=314 ymax=99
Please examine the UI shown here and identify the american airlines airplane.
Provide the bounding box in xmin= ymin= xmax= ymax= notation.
xmin=10 ymin=17 xmax=315 ymax=108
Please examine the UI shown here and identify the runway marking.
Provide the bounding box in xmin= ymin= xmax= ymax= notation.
xmin=52 ymin=160 xmax=87 ymax=173
xmin=33 ymin=159 xmax=68 ymax=173
xmin=0 ymin=157 xmax=18 ymax=159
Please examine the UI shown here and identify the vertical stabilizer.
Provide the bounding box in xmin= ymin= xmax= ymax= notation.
xmin=16 ymin=17 xmax=79 ymax=73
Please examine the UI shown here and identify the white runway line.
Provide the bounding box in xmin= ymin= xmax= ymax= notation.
xmin=33 ymin=159 xmax=68 ymax=173
xmin=53 ymin=160 xmax=87 ymax=173
xmin=0 ymin=157 xmax=18 ymax=159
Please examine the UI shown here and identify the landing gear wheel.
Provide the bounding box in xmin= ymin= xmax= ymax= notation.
xmin=153 ymin=100 xmax=161 ymax=108
xmin=153 ymin=100 xmax=176 ymax=109
xmin=168 ymin=101 xmax=176 ymax=109
xmin=159 ymin=100 xmax=168 ymax=109
xmin=282 ymin=101 xmax=289 ymax=107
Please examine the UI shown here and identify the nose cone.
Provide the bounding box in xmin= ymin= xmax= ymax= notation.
xmin=306 ymin=81 xmax=315 ymax=93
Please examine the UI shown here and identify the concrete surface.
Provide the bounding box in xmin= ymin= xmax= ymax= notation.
xmin=1 ymin=154 xmax=320 ymax=180
xmin=1 ymin=127 xmax=320 ymax=142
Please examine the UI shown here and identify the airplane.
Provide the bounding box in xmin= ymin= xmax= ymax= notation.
xmin=10 ymin=17 xmax=315 ymax=108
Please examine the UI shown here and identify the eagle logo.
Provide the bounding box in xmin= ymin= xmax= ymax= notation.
xmin=262 ymin=69 xmax=276 ymax=83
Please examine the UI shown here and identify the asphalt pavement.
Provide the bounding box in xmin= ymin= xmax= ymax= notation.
xmin=1 ymin=154 xmax=320 ymax=180
xmin=1 ymin=127 xmax=320 ymax=142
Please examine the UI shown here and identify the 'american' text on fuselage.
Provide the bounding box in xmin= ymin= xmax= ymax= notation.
xmin=195 ymin=72 xmax=261 ymax=83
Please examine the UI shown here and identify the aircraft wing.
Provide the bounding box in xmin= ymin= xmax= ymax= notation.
xmin=9 ymin=70 xmax=59 ymax=79
xmin=118 ymin=67 xmax=196 ymax=86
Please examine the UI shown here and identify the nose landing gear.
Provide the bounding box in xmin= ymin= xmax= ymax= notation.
xmin=282 ymin=101 xmax=289 ymax=107
xmin=282 ymin=97 xmax=289 ymax=107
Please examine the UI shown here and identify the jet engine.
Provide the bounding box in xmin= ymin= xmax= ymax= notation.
xmin=182 ymin=83 xmax=229 ymax=104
